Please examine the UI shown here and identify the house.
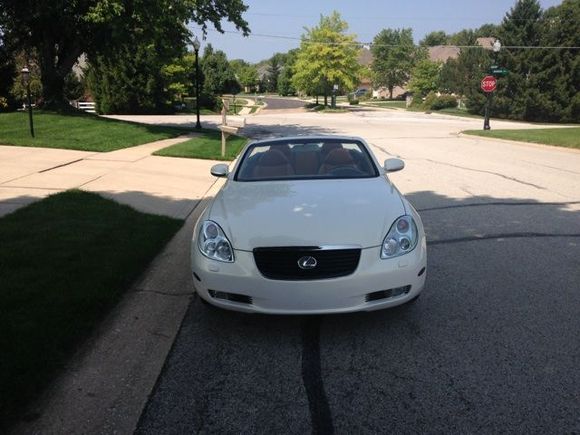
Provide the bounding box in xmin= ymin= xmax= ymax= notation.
xmin=427 ymin=45 xmax=460 ymax=63
xmin=361 ymin=38 xmax=494 ymax=99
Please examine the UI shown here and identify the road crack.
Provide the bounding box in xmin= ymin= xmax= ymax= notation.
xmin=132 ymin=288 xmax=194 ymax=297
xmin=423 ymin=158 xmax=547 ymax=190
xmin=301 ymin=317 xmax=334 ymax=435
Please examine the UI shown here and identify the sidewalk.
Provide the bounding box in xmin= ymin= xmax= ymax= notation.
xmin=0 ymin=135 xmax=222 ymax=219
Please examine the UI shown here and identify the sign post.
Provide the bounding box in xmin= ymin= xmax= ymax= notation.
xmin=481 ymin=75 xmax=497 ymax=130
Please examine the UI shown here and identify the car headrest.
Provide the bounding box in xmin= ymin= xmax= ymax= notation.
xmin=323 ymin=148 xmax=354 ymax=166
xmin=321 ymin=142 xmax=341 ymax=156
xmin=259 ymin=149 xmax=290 ymax=166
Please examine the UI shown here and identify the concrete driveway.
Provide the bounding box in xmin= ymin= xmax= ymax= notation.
xmin=132 ymin=108 xmax=580 ymax=434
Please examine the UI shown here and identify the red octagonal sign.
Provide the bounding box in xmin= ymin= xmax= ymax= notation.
xmin=481 ymin=75 xmax=497 ymax=93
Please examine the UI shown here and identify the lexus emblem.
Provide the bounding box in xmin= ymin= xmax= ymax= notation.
xmin=297 ymin=256 xmax=318 ymax=270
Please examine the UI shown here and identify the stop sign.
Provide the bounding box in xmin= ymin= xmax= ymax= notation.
xmin=481 ymin=75 xmax=497 ymax=93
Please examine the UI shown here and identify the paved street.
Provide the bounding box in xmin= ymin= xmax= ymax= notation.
xmin=136 ymin=107 xmax=580 ymax=434
xmin=262 ymin=96 xmax=308 ymax=110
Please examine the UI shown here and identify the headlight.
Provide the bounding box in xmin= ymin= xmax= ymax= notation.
xmin=381 ymin=215 xmax=418 ymax=259
xmin=198 ymin=220 xmax=234 ymax=262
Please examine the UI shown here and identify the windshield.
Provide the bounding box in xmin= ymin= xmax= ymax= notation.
xmin=235 ymin=139 xmax=379 ymax=181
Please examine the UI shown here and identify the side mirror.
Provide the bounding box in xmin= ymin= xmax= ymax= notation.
xmin=384 ymin=158 xmax=405 ymax=173
xmin=210 ymin=163 xmax=229 ymax=178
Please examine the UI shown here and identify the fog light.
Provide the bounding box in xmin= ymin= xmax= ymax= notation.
xmin=391 ymin=285 xmax=411 ymax=297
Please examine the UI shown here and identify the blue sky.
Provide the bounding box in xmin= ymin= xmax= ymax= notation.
xmin=190 ymin=0 xmax=562 ymax=63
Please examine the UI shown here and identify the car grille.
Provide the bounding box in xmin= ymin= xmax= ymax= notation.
xmin=253 ymin=247 xmax=361 ymax=280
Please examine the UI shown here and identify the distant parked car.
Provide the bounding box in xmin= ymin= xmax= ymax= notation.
xmin=191 ymin=135 xmax=427 ymax=314
xmin=352 ymin=88 xmax=369 ymax=98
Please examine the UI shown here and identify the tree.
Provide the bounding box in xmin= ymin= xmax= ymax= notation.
xmin=371 ymin=28 xmax=416 ymax=99
xmin=162 ymin=53 xmax=196 ymax=104
xmin=523 ymin=0 xmax=579 ymax=122
xmin=201 ymin=44 xmax=240 ymax=95
xmin=420 ymin=31 xmax=449 ymax=46
xmin=0 ymin=0 xmax=249 ymax=109
xmin=408 ymin=60 xmax=442 ymax=96
xmin=10 ymin=51 xmax=42 ymax=106
xmin=63 ymin=72 xmax=85 ymax=101
xmin=265 ymin=53 xmax=285 ymax=92
xmin=0 ymin=35 xmax=17 ymax=110
xmin=292 ymin=12 xmax=360 ymax=105
xmin=476 ymin=23 xmax=500 ymax=38
xmin=493 ymin=0 xmax=543 ymax=120
xmin=277 ymin=49 xmax=298 ymax=96
xmin=448 ymin=29 xmax=477 ymax=46
xmin=88 ymin=45 xmax=172 ymax=114
xmin=238 ymin=65 xmax=258 ymax=92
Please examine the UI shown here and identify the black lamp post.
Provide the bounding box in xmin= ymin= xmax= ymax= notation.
xmin=483 ymin=39 xmax=501 ymax=131
xmin=21 ymin=66 xmax=35 ymax=137
xmin=192 ymin=36 xmax=202 ymax=130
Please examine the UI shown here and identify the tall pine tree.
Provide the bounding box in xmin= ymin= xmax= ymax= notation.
xmin=494 ymin=0 xmax=543 ymax=120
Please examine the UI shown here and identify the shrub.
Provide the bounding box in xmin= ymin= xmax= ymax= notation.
xmin=358 ymin=91 xmax=372 ymax=101
xmin=199 ymin=93 xmax=223 ymax=112
xmin=430 ymin=94 xmax=457 ymax=110
xmin=422 ymin=92 xmax=457 ymax=111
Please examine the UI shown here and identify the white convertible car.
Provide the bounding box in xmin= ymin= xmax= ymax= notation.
xmin=191 ymin=136 xmax=427 ymax=314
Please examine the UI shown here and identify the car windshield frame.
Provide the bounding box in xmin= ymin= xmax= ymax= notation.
xmin=234 ymin=138 xmax=380 ymax=182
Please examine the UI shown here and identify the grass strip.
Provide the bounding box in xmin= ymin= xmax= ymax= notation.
xmin=463 ymin=127 xmax=580 ymax=149
xmin=0 ymin=111 xmax=184 ymax=151
xmin=0 ymin=190 xmax=182 ymax=428
xmin=364 ymin=100 xmax=407 ymax=109
xmin=154 ymin=130 xmax=248 ymax=160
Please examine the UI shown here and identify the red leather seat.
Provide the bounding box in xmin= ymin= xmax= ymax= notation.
xmin=252 ymin=149 xmax=295 ymax=178
xmin=318 ymin=148 xmax=356 ymax=174
xmin=294 ymin=150 xmax=320 ymax=175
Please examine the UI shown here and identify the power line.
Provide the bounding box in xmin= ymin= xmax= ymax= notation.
xmin=193 ymin=27 xmax=580 ymax=50
xmin=244 ymin=12 xmax=577 ymax=23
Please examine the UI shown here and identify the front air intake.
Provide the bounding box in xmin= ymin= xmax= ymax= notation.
xmin=365 ymin=285 xmax=411 ymax=302
xmin=208 ymin=290 xmax=253 ymax=305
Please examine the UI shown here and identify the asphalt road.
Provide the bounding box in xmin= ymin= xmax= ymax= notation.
xmin=137 ymin=104 xmax=580 ymax=434
xmin=262 ymin=96 xmax=308 ymax=110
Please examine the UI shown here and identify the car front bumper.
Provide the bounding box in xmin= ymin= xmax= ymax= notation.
xmin=191 ymin=239 xmax=427 ymax=315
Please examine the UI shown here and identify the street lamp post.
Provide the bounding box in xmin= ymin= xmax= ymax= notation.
xmin=21 ymin=67 xmax=35 ymax=137
xmin=483 ymin=39 xmax=501 ymax=131
xmin=192 ymin=36 xmax=202 ymax=130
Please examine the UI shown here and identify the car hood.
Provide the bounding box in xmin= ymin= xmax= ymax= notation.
xmin=208 ymin=178 xmax=405 ymax=251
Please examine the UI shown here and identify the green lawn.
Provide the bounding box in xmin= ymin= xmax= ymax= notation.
xmin=0 ymin=111 xmax=185 ymax=151
xmin=463 ymin=127 xmax=580 ymax=149
xmin=364 ymin=100 xmax=407 ymax=109
xmin=154 ymin=129 xmax=248 ymax=160
xmin=0 ymin=191 xmax=182 ymax=429
xmin=436 ymin=107 xmax=483 ymax=118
